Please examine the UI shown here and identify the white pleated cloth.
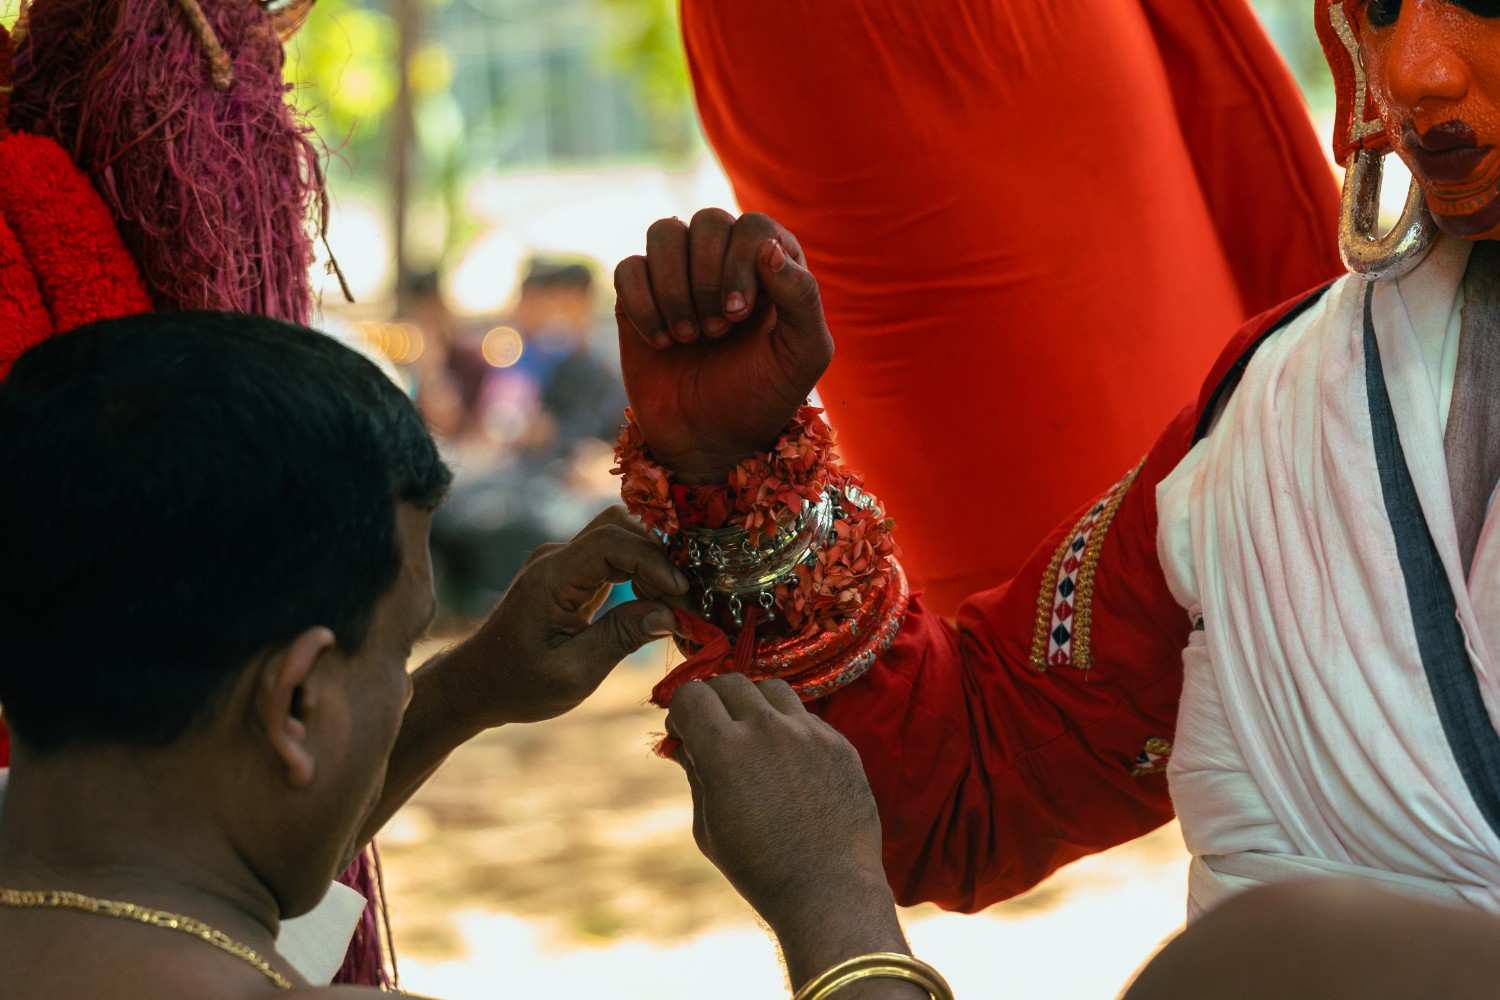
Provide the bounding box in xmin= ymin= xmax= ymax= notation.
xmin=1156 ymin=236 xmax=1500 ymax=919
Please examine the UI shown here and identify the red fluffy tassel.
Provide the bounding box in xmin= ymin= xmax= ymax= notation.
xmin=0 ymin=212 xmax=52 ymax=377
xmin=0 ymin=133 xmax=150 ymax=348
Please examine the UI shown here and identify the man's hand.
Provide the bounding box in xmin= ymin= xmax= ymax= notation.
xmin=668 ymin=676 xmax=921 ymax=995
xmin=359 ymin=507 xmax=687 ymax=843
xmin=444 ymin=507 xmax=689 ymax=728
xmin=615 ymin=210 xmax=834 ymax=482
xmin=667 ymin=675 xmax=887 ymax=928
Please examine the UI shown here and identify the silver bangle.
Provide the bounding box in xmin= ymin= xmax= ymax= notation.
xmin=678 ymin=485 xmax=880 ymax=626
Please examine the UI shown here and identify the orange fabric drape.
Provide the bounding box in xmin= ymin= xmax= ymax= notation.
xmin=682 ymin=0 xmax=1342 ymax=614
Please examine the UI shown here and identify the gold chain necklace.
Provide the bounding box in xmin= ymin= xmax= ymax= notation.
xmin=0 ymin=887 xmax=292 ymax=990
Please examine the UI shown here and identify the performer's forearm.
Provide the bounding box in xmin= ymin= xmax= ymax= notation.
xmin=359 ymin=645 xmax=487 ymax=845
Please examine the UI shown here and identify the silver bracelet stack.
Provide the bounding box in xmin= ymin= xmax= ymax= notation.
xmin=673 ymin=484 xmax=879 ymax=626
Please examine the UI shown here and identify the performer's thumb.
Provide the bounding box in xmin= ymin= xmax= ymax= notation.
xmin=756 ymin=239 xmax=834 ymax=384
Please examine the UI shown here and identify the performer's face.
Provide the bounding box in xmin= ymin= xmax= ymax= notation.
xmin=1362 ymin=0 xmax=1500 ymax=240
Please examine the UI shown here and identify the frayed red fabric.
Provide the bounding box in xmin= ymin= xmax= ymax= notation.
xmin=650 ymin=608 xmax=743 ymax=759
xmin=0 ymin=132 xmax=150 ymax=369
xmin=0 ymin=211 xmax=52 ymax=377
xmin=10 ymin=0 xmax=325 ymax=323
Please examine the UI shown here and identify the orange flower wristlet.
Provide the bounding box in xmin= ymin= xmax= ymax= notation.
xmin=613 ymin=405 xmax=908 ymax=740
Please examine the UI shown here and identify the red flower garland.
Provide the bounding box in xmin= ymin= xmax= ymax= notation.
xmin=613 ymin=406 xmax=897 ymax=637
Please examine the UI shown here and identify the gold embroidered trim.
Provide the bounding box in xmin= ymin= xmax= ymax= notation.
xmin=1131 ymin=737 xmax=1174 ymax=777
xmin=1028 ymin=532 xmax=1071 ymax=670
xmin=1028 ymin=460 xmax=1145 ymax=672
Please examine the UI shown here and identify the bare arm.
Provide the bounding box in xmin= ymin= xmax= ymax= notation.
xmin=358 ymin=507 xmax=688 ymax=845
xmin=668 ymin=676 xmax=938 ymax=999
xmin=1124 ymin=880 xmax=1500 ymax=1000
xmin=771 ymin=875 xmax=925 ymax=1000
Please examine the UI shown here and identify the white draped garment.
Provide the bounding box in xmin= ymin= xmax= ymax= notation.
xmin=1157 ymin=235 xmax=1500 ymax=918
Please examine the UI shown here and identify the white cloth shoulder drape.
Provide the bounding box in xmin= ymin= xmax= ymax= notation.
xmin=1156 ymin=236 xmax=1500 ymax=917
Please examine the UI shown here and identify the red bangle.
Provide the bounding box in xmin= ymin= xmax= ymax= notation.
xmin=761 ymin=562 xmax=909 ymax=699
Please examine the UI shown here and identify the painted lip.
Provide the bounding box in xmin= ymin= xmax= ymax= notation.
xmin=1404 ymin=121 xmax=1495 ymax=185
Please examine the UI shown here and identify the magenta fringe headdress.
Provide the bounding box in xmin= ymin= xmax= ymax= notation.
xmin=338 ymin=845 xmax=400 ymax=989
xmin=7 ymin=0 xmax=329 ymax=323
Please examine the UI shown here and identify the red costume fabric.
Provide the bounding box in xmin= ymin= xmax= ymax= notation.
xmin=682 ymin=0 xmax=1344 ymax=614
xmin=812 ymin=287 xmax=1331 ymax=908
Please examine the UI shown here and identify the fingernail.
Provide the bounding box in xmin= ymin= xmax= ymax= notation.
xmin=672 ymin=568 xmax=691 ymax=592
xmin=645 ymin=608 xmax=676 ymax=636
xmin=767 ymin=240 xmax=788 ymax=273
xmin=725 ymin=291 xmax=747 ymax=316
xmin=674 ymin=320 xmax=697 ymax=342
xmin=652 ymin=332 xmax=672 ymax=349
xmin=705 ymin=317 xmax=729 ymax=337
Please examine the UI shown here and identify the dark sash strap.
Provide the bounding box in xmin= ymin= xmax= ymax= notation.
xmin=1364 ymin=284 xmax=1500 ymax=838
xmin=1442 ymin=241 xmax=1500 ymax=574
xmin=1194 ymin=285 xmax=1332 ymax=444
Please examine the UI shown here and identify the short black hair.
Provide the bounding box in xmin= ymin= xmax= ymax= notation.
xmin=521 ymin=259 xmax=593 ymax=293
xmin=399 ymin=269 xmax=443 ymax=302
xmin=0 ymin=312 xmax=452 ymax=753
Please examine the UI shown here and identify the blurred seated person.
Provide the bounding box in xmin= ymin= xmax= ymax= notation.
xmin=431 ymin=260 xmax=627 ymax=621
xmin=405 ymin=270 xmax=487 ymax=444
xmin=483 ymin=258 xmax=627 ymax=461
xmin=0 ymin=312 xmax=944 ymax=998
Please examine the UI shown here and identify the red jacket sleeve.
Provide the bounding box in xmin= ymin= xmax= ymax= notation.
xmin=816 ymin=403 xmax=1196 ymax=910
xmin=814 ymin=285 xmax=1336 ymax=911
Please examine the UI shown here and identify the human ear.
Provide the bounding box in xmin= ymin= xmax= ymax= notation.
xmin=256 ymin=626 xmax=337 ymax=788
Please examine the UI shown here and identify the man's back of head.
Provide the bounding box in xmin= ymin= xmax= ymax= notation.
xmin=0 ymin=311 xmax=449 ymax=756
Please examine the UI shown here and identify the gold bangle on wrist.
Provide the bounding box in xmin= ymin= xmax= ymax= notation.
xmin=792 ymin=951 xmax=954 ymax=1000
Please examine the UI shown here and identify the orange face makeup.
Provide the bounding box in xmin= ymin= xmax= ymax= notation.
xmin=1362 ymin=0 xmax=1500 ymax=240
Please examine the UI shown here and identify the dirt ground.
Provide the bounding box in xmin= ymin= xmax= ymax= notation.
xmin=379 ymin=639 xmax=1190 ymax=998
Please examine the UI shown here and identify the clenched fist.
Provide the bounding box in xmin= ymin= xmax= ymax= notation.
xmin=615 ymin=210 xmax=834 ymax=482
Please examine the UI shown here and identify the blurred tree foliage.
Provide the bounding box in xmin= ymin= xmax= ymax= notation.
xmin=580 ymin=0 xmax=1333 ymax=148
xmin=1252 ymin=0 xmax=1335 ymax=114
xmin=592 ymin=0 xmax=695 ymax=158
xmin=285 ymin=0 xmax=456 ymax=171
